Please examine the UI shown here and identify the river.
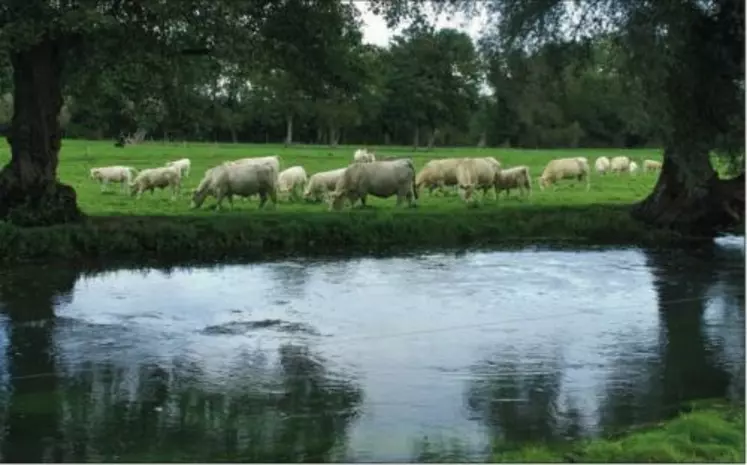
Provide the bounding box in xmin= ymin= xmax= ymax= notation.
xmin=0 ymin=237 xmax=743 ymax=462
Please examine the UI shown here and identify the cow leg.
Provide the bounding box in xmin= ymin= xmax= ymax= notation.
xmin=258 ymin=192 xmax=267 ymax=209
xmin=408 ymin=189 xmax=417 ymax=207
xmin=268 ymin=188 xmax=278 ymax=208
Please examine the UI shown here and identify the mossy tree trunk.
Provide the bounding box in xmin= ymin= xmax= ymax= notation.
xmin=631 ymin=0 xmax=745 ymax=237
xmin=0 ymin=36 xmax=83 ymax=227
xmin=631 ymin=148 xmax=744 ymax=235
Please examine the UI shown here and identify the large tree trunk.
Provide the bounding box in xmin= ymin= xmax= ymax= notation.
xmin=631 ymin=0 xmax=746 ymax=237
xmin=0 ymin=37 xmax=83 ymax=227
xmin=631 ymin=148 xmax=745 ymax=235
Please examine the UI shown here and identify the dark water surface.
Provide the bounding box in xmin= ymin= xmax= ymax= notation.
xmin=0 ymin=237 xmax=743 ymax=462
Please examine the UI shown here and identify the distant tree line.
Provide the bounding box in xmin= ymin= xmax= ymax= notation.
xmin=0 ymin=12 xmax=661 ymax=150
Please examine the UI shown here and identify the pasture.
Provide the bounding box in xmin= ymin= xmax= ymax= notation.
xmin=0 ymin=139 xmax=688 ymax=265
xmin=0 ymin=139 xmax=662 ymax=216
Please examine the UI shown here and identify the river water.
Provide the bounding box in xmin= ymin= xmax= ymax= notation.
xmin=0 ymin=237 xmax=743 ymax=462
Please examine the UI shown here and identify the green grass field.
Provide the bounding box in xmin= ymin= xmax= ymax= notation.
xmin=0 ymin=139 xmax=663 ymax=216
xmin=3 ymin=139 xmax=715 ymax=265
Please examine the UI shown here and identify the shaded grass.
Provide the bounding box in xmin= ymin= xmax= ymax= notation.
xmin=0 ymin=204 xmax=707 ymax=265
xmin=0 ymin=139 xmax=706 ymax=264
xmin=415 ymin=400 xmax=745 ymax=463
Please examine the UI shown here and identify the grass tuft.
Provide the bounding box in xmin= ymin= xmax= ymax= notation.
xmin=414 ymin=402 xmax=744 ymax=463
xmin=568 ymin=406 xmax=745 ymax=463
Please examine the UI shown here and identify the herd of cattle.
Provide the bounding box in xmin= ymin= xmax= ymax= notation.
xmin=87 ymin=149 xmax=663 ymax=210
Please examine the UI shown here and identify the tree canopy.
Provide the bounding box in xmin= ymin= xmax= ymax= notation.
xmin=0 ymin=6 xmax=669 ymax=150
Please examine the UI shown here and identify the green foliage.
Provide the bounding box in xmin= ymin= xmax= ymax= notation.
xmin=484 ymin=37 xmax=656 ymax=148
xmin=257 ymin=0 xmax=366 ymax=97
xmin=391 ymin=25 xmax=480 ymax=134
xmin=503 ymin=404 xmax=745 ymax=463
xmin=412 ymin=402 xmax=745 ymax=463
xmin=1 ymin=1 xmax=686 ymax=150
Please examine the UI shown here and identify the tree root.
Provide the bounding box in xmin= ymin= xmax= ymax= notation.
xmin=0 ymin=168 xmax=85 ymax=227
xmin=632 ymin=172 xmax=745 ymax=236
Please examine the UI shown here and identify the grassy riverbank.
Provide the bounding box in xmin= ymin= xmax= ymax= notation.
xmin=0 ymin=204 xmax=699 ymax=265
xmin=0 ymin=139 xmax=707 ymax=264
xmin=417 ymin=401 xmax=745 ymax=463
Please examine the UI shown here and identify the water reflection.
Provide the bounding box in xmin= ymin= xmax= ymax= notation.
xmin=52 ymin=344 xmax=362 ymax=462
xmin=0 ymin=266 xmax=80 ymax=462
xmin=461 ymin=239 xmax=744 ymax=451
xmin=466 ymin=354 xmax=585 ymax=445
xmin=0 ymin=239 xmax=742 ymax=462
xmin=597 ymin=241 xmax=745 ymax=432
xmin=266 ymin=262 xmax=312 ymax=299
xmin=0 ymin=266 xmax=363 ymax=462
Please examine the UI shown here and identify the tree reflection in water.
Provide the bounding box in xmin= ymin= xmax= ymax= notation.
xmin=0 ymin=265 xmax=82 ymax=462
xmin=465 ymin=353 xmax=584 ymax=447
xmin=58 ymin=343 xmax=364 ymax=462
xmin=0 ymin=266 xmax=364 ymax=463
xmin=463 ymin=240 xmax=744 ymax=451
xmin=597 ymin=242 xmax=744 ymax=433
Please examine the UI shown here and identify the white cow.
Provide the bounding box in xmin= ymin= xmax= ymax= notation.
xmin=225 ymin=156 xmax=281 ymax=201
xmin=643 ymin=159 xmax=662 ymax=173
xmin=165 ymin=158 xmax=191 ymax=178
xmin=129 ymin=166 xmax=181 ymax=199
xmin=415 ymin=158 xmax=464 ymax=196
xmin=227 ymin=155 xmax=281 ymax=180
xmin=495 ymin=165 xmax=532 ymax=198
xmin=90 ymin=166 xmax=138 ymax=193
xmin=538 ymin=157 xmax=590 ymax=191
xmin=277 ymin=166 xmax=308 ymax=200
xmin=594 ymin=156 xmax=611 ymax=175
xmin=329 ymin=159 xmax=417 ymax=210
xmin=191 ymin=162 xmax=277 ymax=210
xmin=455 ymin=157 xmax=502 ymax=202
xmin=303 ymin=168 xmax=347 ymax=203
xmin=609 ymin=156 xmax=632 ymax=174
xmin=353 ymin=148 xmax=376 ymax=163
